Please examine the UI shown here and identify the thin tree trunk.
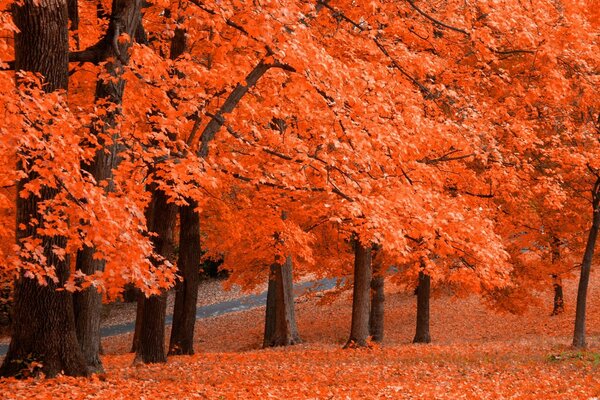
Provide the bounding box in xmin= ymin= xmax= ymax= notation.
xmin=573 ymin=180 xmax=600 ymax=348
xmin=1 ymin=0 xmax=88 ymax=378
xmin=551 ymin=274 xmax=564 ymax=316
xmin=130 ymin=289 xmax=144 ymax=353
xmin=345 ymin=239 xmax=372 ymax=348
xmin=369 ymin=246 xmax=384 ymax=343
xmin=169 ymin=201 xmax=201 ymax=355
xmin=549 ymin=236 xmax=564 ymax=316
xmin=413 ymin=270 xmax=431 ymax=344
xmin=263 ymin=256 xmax=301 ymax=347
xmin=67 ymin=0 xmax=79 ymax=48
xmin=135 ymin=189 xmax=177 ymax=363
xmin=73 ymin=0 xmax=142 ymax=372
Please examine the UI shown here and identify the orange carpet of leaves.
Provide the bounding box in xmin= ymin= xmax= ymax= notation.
xmin=3 ymin=272 xmax=600 ymax=399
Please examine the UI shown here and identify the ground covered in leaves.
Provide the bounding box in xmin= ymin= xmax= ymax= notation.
xmin=2 ymin=273 xmax=600 ymax=399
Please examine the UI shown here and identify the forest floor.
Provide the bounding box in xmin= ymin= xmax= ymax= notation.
xmin=2 ymin=271 xmax=600 ymax=399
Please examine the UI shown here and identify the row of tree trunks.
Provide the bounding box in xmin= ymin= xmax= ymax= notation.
xmin=73 ymin=0 xmax=143 ymax=373
xmin=0 ymin=0 xmax=88 ymax=378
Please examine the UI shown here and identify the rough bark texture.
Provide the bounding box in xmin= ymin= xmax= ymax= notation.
xmin=1 ymin=0 xmax=88 ymax=378
xmin=263 ymin=256 xmax=301 ymax=347
xmin=169 ymin=201 xmax=201 ymax=355
xmin=73 ymin=0 xmax=142 ymax=372
xmin=573 ymin=180 xmax=600 ymax=348
xmin=413 ymin=270 xmax=431 ymax=344
xmin=134 ymin=189 xmax=177 ymax=363
xmin=345 ymin=240 xmax=372 ymax=348
xmin=369 ymin=247 xmax=384 ymax=343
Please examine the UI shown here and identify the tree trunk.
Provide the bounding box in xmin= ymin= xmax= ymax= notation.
xmin=73 ymin=0 xmax=142 ymax=372
xmin=413 ymin=270 xmax=431 ymax=344
xmin=263 ymin=256 xmax=301 ymax=347
xmin=169 ymin=201 xmax=201 ymax=355
xmin=130 ymin=289 xmax=144 ymax=353
xmin=134 ymin=189 xmax=177 ymax=363
xmin=369 ymin=247 xmax=384 ymax=343
xmin=73 ymin=249 xmax=103 ymax=372
xmin=549 ymin=236 xmax=564 ymax=316
xmin=551 ymin=274 xmax=564 ymax=316
xmin=345 ymin=239 xmax=372 ymax=348
xmin=67 ymin=0 xmax=79 ymax=48
xmin=573 ymin=182 xmax=600 ymax=348
xmin=1 ymin=0 xmax=88 ymax=378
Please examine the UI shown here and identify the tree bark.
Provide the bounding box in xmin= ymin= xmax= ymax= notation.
xmin=73 ymin=0 xmax=142 ymax=372
xmin=551 ymin=274 xmax=564 ymax=316
xmin=573 ymin=180 xmax=600 ymax=348
xmin=413 ymin=270 xmax=431 ymax=343
xmin=169 ymin=201 xmax=201 ymax=355
xmin=130 ymin=289 xmax=144 ymax=353
xmin=549 ymin=236 xmax=564 ymax=316
xmin=67 ymin=0 xmax=79 ymax=48
xmin=263 ymin=256 xmax=301 ymax=347
xmin=134 ymin=189 xmax=177 ymax=363
xmin=369 ymin=246 xmax=384 ymax=343
xmin=1 ymin=0 xmax=88 ymax=378
xmin=345 ymin=239 xmax=372 ymax=348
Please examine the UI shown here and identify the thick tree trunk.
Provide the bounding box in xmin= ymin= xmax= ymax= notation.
xmin=263 ymin=256 xmax=301 ymax=347
xmin=573 ymin=182 xmax=600 ymax=348
xmin=413 ymin=270 xmax=431 ymax=344
xmin=345 ymin=240 xmax=372 ymax=348
xmin=1 ymin=0 xmax=88 ymax=378
xmin=169 ymin=201 xmax=201 ymax=355
xmin=551 ymin=274 xmax=564 ymax=316
xmin=369 ymin=247 xmax=384 ymax=343
xmin=135 ymin=189 xmax=177 ymax=363
xmin=73 ymin=0 xmax=142 ymax=372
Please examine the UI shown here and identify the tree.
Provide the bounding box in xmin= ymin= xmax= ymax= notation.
xmin=0 ymin=0 xmax=88 ymax=378
xmin=73 ymin=0 xmax=143 ymax=373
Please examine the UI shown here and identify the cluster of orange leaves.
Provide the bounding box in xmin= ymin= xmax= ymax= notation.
xmin=0 ymin=0 xmax=596 ymax=306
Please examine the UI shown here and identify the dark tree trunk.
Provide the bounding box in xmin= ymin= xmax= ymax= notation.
xmin=73 ymin=248 xmax=103 ymax=372
xmin=169 ymin=201 xmax=201 ymax=355
xmin=73 ymin=0 xmax=142 ymax=372
xmin=369 ymin=247 xmax=384 ymax=343
xmin=413 ymin=270 xmax=431 ymax=344
xmin=0 ymin=0 xmax=88 ymax=378
xmin=573 ymin=181 xmax=600 ymax=348
xmin=67 ymin=0 xmax=79 ymax=48
xmin=549 ymin=236 xmax=564 ymax=316
xmin=263 ymin=256 xmax=301 ymax=347
xmin=551 ymin=275 xmax=564 ymax=316
xmin=130 ymin=289 xmax=144 ymax=353
xmin=135 ymin=189 xmax=177 ymax=363
xmin=345 ymin=239 xmax=372 ymax=348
